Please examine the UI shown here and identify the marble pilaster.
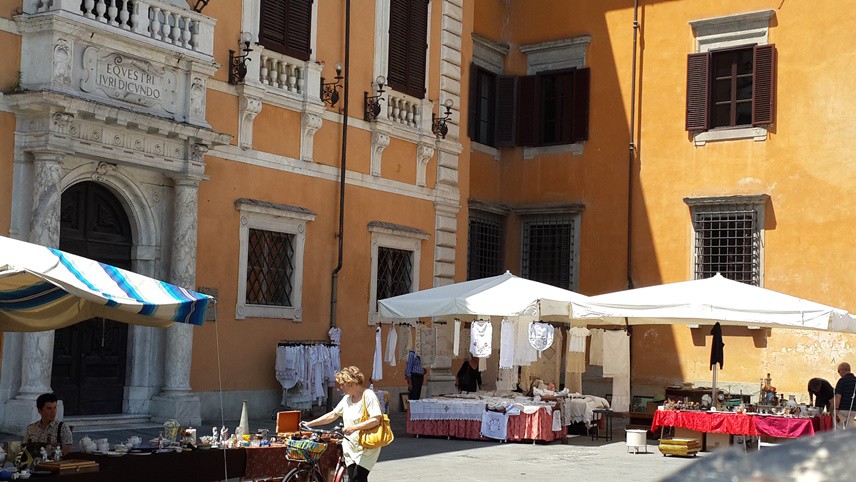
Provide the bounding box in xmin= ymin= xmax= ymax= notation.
xmin=150 ymin=177 xmax=201 ymax=426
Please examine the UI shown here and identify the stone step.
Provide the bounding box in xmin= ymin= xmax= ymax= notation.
xmin=64 ymin=414 xmax=152 ymax=430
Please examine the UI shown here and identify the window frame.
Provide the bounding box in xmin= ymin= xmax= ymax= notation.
xmin=519 ymin=212 xmax=581 ymax=291
xmin=373 ymin=0 xmax=432 ymax=101
xmin=471 ymin=66 xmax=498 ymax=147
xmin=537 ymin=69 xmax=576 ymax=147
xmin=685 ymin=195 xmax=768 ymax=287
xmin=709 ymin=46 xmax=755 ymax=130
xmin=466 ymin=210 xmax=505 ymax=281
xmin=235 ymin=199 xmax=316 ymax=321
xmin=368 ymin=222 xmax=428 ymax=324
xmin=244 ymin=0 xmax=319 ymax=61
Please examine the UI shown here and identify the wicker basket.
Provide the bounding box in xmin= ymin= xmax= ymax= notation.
xmin=285 ymin=439 xmax=328 ymax=463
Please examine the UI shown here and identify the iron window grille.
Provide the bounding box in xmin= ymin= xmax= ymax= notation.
xmin=376 ymin=247 xmax=413 ymax=308
xmin=246 ymin=228 xmax=295 ymax=306
xmin=692 ymin=206 xmax=760 ymax=286
xmin=521 ymin=215 xmax=576 ymax=290
xmin=467 ymin=211 xmax=503 ymax=280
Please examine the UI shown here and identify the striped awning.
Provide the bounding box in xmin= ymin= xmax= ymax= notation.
xmin=0 ymin=235 xmax=211 ymax=332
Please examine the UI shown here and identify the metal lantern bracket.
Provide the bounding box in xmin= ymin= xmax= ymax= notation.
xmin=431 ymin=98 xmax=454 ymax=139
xmin=321 ymin=62 xmax=344 ymax=107
xmin=364 ymin=76 xmax=387 ymax=121
xmin=228 ymin=33 xmax=254 ymax=85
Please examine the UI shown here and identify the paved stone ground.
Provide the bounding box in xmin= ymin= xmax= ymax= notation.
xmin=2 ymin=412 xmax=704 ymax=481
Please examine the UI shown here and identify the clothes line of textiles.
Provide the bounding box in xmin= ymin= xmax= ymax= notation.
xmin=275 ymin=341 xmax=341 ymax=409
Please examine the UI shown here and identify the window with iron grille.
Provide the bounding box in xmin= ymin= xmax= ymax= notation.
xmin=246 ymin=228 xmax=295 ymax=306
xmin=521 ymin=215 xmax=576 ymax=290
xmin=692 ymin=206 xmax=760 ymax=286
xmin=376 ymin=247 xmax=413 ymax=307
xmin=467 ymin=212 xmax=503 ymax=280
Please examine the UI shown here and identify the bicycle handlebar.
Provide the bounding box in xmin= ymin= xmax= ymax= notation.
xmin=299 ymin=422 xmax=344 ymax=438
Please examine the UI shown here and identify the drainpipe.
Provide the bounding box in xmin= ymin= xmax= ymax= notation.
xmin=626 ymin=0 xmax=639 ymax=291
xmin=330 ymin=0 xmax=351 ymax=329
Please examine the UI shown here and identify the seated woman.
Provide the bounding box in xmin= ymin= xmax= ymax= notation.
xmin=455 ymin=356 xmax=482 ymax=393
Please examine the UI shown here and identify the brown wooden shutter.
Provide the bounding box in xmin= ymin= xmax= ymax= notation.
xmin=752 ymin=44 xmax=775 ymax=126
xmin=516 ymin=75 xmax=539 ymax=146
xmin=387 ymin=0 xmax=410 ymax=93
xmin=571 ymin=67 xmax=590 ymax=142
xmin=285 ymin=0 xmax=312 ymax=61
xmin=259 ymin=0 xmax=288 ymax=55
xmin=467 ymin=63 xmax=478 ymax=140
xmin=405 ymin=0 xmax=429 ymax=98
xmin=495 ymin=75 xmax=517 ymax=147
xmin=686 ymin=52 xmax=710 ymax=131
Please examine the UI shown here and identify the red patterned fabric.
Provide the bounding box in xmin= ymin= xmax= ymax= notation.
xmin=244 ymin=443 xmax=342 ymax=480
xmin=754 ymin=416 xmax=814 ymax=438
xmin=406 ymin=409 xmax=566 ymax=442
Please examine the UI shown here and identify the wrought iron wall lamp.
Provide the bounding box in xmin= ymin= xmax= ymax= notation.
xmin=432 ymin=98 xmax=454 ymax=138
xmin=364 ymin=76 xmax=387 ymax=121
xmin=321 ymin=62 xmax=344 ymax=107
xmin=228 ymin=32 xmax=254 ymax=85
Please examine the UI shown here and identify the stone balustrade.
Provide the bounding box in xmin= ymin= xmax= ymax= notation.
xmin=386 ymin=92 xmax=421 ymax=129
xmin=24 ymin=0 xmax=216 ymax=57
xmin=259 ymin=52 xmax=304 ymax=95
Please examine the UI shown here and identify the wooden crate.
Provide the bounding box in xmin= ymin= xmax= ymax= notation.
xmin=36 ymin=460 xmax=100 ymax=475
xmin=658 ymin=438 xmax=701 ymax=457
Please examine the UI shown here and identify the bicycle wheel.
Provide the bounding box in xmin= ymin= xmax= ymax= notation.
xmin=284 ymin=466 xmax=324 ymax=482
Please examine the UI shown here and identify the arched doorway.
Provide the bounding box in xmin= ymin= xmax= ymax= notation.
xmin=52 ymin=182 xmax=132 ymax=415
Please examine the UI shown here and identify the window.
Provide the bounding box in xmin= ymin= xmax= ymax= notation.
xmin=387 ymin=0 xmax=429 ymax=98
xmin=235 ymin=198 xmax=316 ymax=321
xmin=258 ymin=0 xmax=313 ymax=61
xmin=368 ymin=221 xmax=428 ymax=323
xmin=376 ymin=247 xmax=413 ymax=307
xmin=468 ymin=66 xmax=497 ymax=147
xmin=687 ymin=45 xmax=774 ymax=132
xmin=467 ymin=212 xmax=503 ymax=280
xmin=246 ymin=229 xmax=295 ymax=306
xmin=685 ymin=195 xmax=768 ymax=287
xmin=521 ymin=214 xmax=579 ymax=290
xmin=516 ymin=68 xmax=590 ymax=147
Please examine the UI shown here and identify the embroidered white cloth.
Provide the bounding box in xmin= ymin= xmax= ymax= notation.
xmin=435 ymin=322 xmax=451 ymax=358
xmin=612 ymin=375 xmax=630 ymax=412
xmin=552 ymin=409 xmax=563 ymax=431
xmin=496 ymin=367 xmax=518 ymax=392
xmin=470 ymin=320 xmax=492 ymax=357
xmin=514 ymin=319 xmax=537 ymax=366
xmin=328 ymin=327 xmax=342 ymax=345
xmin=602 ymin=330 xmax=630 ymax=377
xmin=397 ymin=325 xmax=412 ymax=361
xmin=453 ymin=319 xmax=461 ymax=356
xmin=589 ymin=328 xmax=604 ymax=366
xmin=384 ymin=324 xmax=397 ymax=366
xmin=568 ymin=326 xmax=590 ymax=353
xmin=417 ymin=325 xmax=436 ymax=365
xmin=408 ymin=399 xmax=486 ymax=421
xmin=528 ymin=323 xmax=554 ymax=353
xmin=478 ymin=356 xmax=487 ymax=372
xmin=499 ymin=319 xmax=515 ymax=369
xmin=481 ymin=410 xmax=510 ymax=440
xmin=372 ymin=327 xmax=383 ymax=381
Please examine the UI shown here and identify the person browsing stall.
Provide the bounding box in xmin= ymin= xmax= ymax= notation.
xmin=24 ymin=393 xmax=72 ymax=457
xmin=405 ymin=350 xmax=428 ymax=400
xmin=807 ymin=377 xmax=835 ymax=412
xmin=834 ymin=362 xmax=856 ymax=428
xmin=455 ymin=356 xmax=481 ymax=393
xmin=305 ymin=366 xmax=383 ymax=482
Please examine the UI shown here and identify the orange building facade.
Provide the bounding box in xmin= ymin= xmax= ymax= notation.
xmin=0 ymin=0 xmax=853 ymax=433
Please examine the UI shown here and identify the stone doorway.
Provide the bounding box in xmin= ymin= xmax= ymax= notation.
xmin=52 ymin=181 xmax=132 ymax=415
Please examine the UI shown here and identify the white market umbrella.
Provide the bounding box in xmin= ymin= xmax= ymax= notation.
xmin=377 ymin=270 xmax=589 ymax=321
xmin=0 ymin=235 xmax=211 ymax=331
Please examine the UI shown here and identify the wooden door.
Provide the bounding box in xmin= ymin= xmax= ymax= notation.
xmin=53 ymin=182 xmax=132 ymax=415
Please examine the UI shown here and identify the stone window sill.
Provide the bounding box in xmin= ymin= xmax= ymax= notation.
xmin=523 ymin=142 xmax=584 ymax=160
xmin=471 ymin=141 xmax=500 ymax=160
xmin=693 ymin=127 xmax=767 ymax=146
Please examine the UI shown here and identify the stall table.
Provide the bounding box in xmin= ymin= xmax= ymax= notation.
xmin=651 ymin=409 xmax=833 ymax=443
xmin=31 ymin=443 xmax=342 ymax=482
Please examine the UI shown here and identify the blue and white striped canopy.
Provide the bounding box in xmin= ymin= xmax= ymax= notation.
xmin=0 ymin=235 xmax=211 ymax=332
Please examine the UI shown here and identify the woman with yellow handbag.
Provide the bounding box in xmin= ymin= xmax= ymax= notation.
xmin=305 ymin=366 xmax=392 ymax=481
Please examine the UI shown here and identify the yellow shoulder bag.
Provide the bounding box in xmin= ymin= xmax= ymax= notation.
xmin=358 ymin=394 xmax=394 ymax=449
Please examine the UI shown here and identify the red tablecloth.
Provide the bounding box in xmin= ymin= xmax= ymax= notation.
xmin=651 ymin=410 xmax=831 ymax=439
xmin=406 ymin=409 xmax=566 ymax=442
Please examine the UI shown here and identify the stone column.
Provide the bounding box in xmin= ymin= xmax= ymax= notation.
xmin=3 ymin=150 xmax=64 ymax=434
xmin=150 ymin=177 xmax=202 ymax=426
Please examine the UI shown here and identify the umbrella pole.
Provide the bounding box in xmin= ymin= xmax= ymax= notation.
xmin=712 ymin=364 xmax=718 ymax=410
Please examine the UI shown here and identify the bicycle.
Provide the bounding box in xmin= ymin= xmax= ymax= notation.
xmin=282 ymin=422 xmax=348 ymax=482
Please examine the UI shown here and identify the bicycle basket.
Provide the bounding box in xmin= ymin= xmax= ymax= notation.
xmin=285 ymin=439 xmax=328 ymax=463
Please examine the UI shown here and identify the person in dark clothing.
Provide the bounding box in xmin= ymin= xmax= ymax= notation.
xmin=455 ymin=358 xmax=482 ymax=393
xmin=835 ymin=362 xmax=856 ymax=428
xmin=808 ymin=377 xmax=835 ymax=412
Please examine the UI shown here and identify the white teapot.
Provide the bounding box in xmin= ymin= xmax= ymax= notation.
xmin=79 ymin=436 xmax=97 ymax=454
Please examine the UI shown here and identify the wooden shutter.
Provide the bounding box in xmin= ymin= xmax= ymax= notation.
xmin=387 ymin=0 xmax=410 ymax=93
xmin=686 ymin=52 xmax=710 ymax=131
xmin=495 ymin=75 xmax=517 ymax=147
xmin=285 ymin=0 xmax=312 ymax=61
xmin=752 ymin=44 xmax=775 ymax=126
xmin=259 ymin=0 xmax=288 ymax=55
xmin=468 ymin=63 xmax=478 ymax=140
xmin=405 ymin=0 xmax=429 ymax=98
xmin=516 ymin=75 xmax=540 ymax=146
xmin=571 ymin=67 xmax=590 ymax=142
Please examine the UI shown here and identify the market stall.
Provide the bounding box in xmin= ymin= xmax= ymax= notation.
xmin=650 ymin=408 xmax=833 ymax=440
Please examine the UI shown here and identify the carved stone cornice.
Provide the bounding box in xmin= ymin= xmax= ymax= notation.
xmin=416 ymin=142 xmax=435 ymax=187
xmin=238 ymin=95 xmax=263 ymax=151
xmin=300 ymin=112 xmax=323 ymax=162
xmin=370 ymin=131 xmax=390 ymax=177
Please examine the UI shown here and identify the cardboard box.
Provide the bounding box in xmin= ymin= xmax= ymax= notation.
xmin=705 ymin=432 xmax=732 ymax=451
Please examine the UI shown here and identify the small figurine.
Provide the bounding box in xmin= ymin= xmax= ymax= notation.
xmin=53 ymin=446 xmax=62 ymax=462
xmin=39 ymin=447 xmax=48 ymax=462
xmin=220 ymin=426 xmax=229 ymax=445
xmin=212 ymin=427 xmax=219 ymax=443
